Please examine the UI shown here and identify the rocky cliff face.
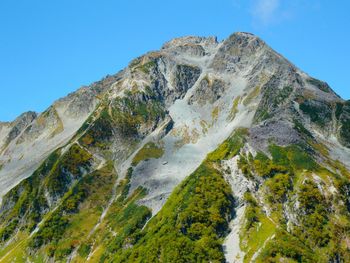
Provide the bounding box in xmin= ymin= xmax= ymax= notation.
xmin=0 ymin=74 xmax=120 ymax=200
xmin=0 ymin=32 xmax=349 ymax=263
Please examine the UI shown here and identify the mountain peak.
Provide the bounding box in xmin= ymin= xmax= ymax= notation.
xmin=224 ymin=31 xmax=265 ymax=47
xmin=160 ymin=32 xmax=262 ymax=51
xmin=1 ymin=31 xmax=350 ymax=263
xmin=161 ymin=35 xmax=218 ymax=50
xmin=14 ymin=111 xmax=37 ymax=123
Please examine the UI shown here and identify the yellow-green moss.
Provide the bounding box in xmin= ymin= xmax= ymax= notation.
xmin=243 ymin=86 xmax=260 ymax=106
xmin=131 ymin=142 xmax=164 ymax=166
xmin=228 ymin=96 xmax=241 ymax=120
xmin=240 ymin=192 xmax=276 ymax=263
xmin=207 ymin=128 xmax=247 ymax=162
xmin=211 ymin=106 xmax=220 ymax=122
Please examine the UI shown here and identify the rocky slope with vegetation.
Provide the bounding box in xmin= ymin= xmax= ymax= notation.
xmin=0 ymin=32 xmax=349 ymax=262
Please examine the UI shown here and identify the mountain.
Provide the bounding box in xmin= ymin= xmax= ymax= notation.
xmin=0 ymin=32 xmax=349 ymax=263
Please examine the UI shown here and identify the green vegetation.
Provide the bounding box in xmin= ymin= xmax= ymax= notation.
xmin=211 ymin=106 xmax=219 ymax=121
xmin=0 ymin=151 xmax=61 ymax=240
xmin=241 ymin=191 xmax=276 ymax=262
xmin=0 ymin=219 xmax=18 ymax=242
xmin=132 ymin=142 xmax=164 ymax=166
xmin=243 ymin=86 xmax=260 ymax=106
xmin=265 ymin=173 xmax=291 ymax=203
xmin=237 ymin=140 xmax=350 ymax=262
xmin=0 ymin=143 xmax=92 ymax=242
xmin=228 ymin=96 xmax=240 ymax=120
xmin=129 ymin=57 xmax=142 ymax=69
xmin=75 ymin=108 xmax=97 ymax=137
xmin=129 ymin=57 xmax=157 ymax=74
xmin=100 ymin=130 xmax=247 ymax=262
xmin=269 ymin=144 xmax=318 ymax=171
xmin=253 ymin=158 xmax=288 ymax=178
xmin=110 ymin=92 xmax=166 ymax=138
xmin=78 ymin=243 xmax=91 ymax=258
xmin=0 ymin=142 xmax=117 ymax=261
xmin=136 ymin=61 xmax=157 ymax=74
xmin=79 ymin=88 xmax=166 ymax=153
xmin=258 ymin=229 xmax=315 ymax=262
xmin=80 ymin=108 xmax=114 ymax=149
xmin=29 ymin=161 xmax=116 ymax=259
xmin=254 ymin=109 xmax=271 ymax=122
xmin=238 ymin=148 xmax=291 ymax=179
xmin=61 ymin=143 xmax=92 ymax=175
xmin=335 ymin=102 xmax=344 ymax=120
xmin=294 ymin=179 xmax=331 ymax=248
xmin=45 ymin=143 xmax=92 ymax=197
xmin=103 ymin=203 xmax=151 ymax=259
xmin=307 ymin=78 xmax=331 ymax=93
xmin=340 ymin=118 xmax=350 ymax=145
xmin=111 ymin=161 xmax=235 ymax=262
xmin=271 ymin=86 xmax=294 ymax=107
xmin=87 ymin=169 xmax=152 ymax=262
xmin=207 ymin=128 xmax=247 ymax=162
xmin=30 ymin=213 xmax=70 ymax=248
xmin=254 ymin=86 xmax=294 ymax=122
xmin=334 ymin=101 xmax=350 ymax=146
xmin=238 ymin=150 xmax=299 ymax=262
xmin=243 ymin=192 xmax=259 ymax=230
xmin=299 ymin=100 xmax=332 ymax=127
xmin=293 ymin=119 xmax=314 ymax=139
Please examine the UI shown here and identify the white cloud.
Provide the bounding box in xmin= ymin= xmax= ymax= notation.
xmin=251 ymin=0 xmax=280 ymax=26
xmin=231 ymin=0 xmax=321 ymax=28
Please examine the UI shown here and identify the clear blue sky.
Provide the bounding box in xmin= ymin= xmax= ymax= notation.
xmin=0 ymin=0 xmax=349 ymax=121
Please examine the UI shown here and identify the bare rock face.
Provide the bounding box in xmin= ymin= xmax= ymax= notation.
xmin=249 ymin=120 xmax=302 ymax=152
xmin=210 ymin=32 xmax=266 ymax=72
xmin=188 ymin=76 xmax=226 ymax=105
xmin=171 ymin=64 xmax=202 ymax=96
xmin=2 ymin=111 xmax=37 ymax=146
xmin=0 ymin=73 xmax=117 ymax=199
xmin=161 ymin=36 xmax=218 ymax=50
xmin=336 ymin=101 xmax=350 ymax=147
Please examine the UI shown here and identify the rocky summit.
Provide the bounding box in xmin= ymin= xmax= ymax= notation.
xmin=0 ymin=32 xmax=350 ymax=262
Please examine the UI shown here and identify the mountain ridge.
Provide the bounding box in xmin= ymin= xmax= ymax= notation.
xmin=2 ymin=32 xmax=340 ymax=123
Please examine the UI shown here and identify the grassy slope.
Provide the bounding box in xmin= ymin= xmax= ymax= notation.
xmin=238 ymin=143 xmax=350 ymax=262
xmin=131 ymin=142 xmax=164 ymax=166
